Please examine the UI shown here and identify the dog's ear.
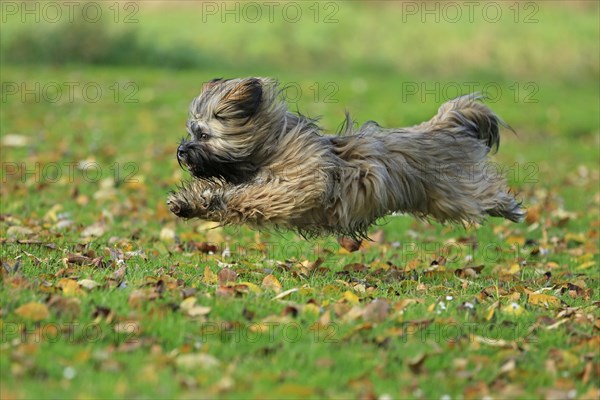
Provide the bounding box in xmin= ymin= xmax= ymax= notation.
xmin=202 ymin=78 xmax=224 ymax=92
xmin=216 ymin=78 xmax=263 ymax=120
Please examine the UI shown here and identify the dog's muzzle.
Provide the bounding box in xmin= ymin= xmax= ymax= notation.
xmin=177 ymin=143 xmax=189 ymax=169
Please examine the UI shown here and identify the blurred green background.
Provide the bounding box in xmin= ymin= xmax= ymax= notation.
xmin=1 ymin=1 xmax=598 ymax=197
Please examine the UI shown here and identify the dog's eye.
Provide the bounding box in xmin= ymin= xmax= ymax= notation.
xmin=188 ymin=121 xmax=209 ymax=140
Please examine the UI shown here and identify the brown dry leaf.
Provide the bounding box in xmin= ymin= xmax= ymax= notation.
xmin=195 ymin=242 xmax=219 ymax=254
xmin=109 ymin=265 xmax=126 ymax=286
xmin=579 ymin=388 xmax=600 ymax=400
xmin=271 ymin=383 xmax=315 ymax=398
xmin=363 ymin=299 xmax=390 ymax=323
xmin=529 ymin=293 xmax=562 ymax=308
xmin=369 ymin=230 xmax=386 ymax=243
xmin=217 ymin=268 xmax=237 ymax=285
xmin=579 ymin=360 xmax=594 ymax=385
xmin=394 ymin=298 xmax=419 ymax=312
xmin=47 ymin=296 xmax=81 ymax=319
xmin=128 ymin=289 xmax=150 ymax=309
xmin=506 ymin=236 xmax=526 ymax=246
xmin=408 ymin=353 xmax=428 ymax=374
xmin=236 ymin=282 xmax=262 ymax=294
xmin=81 ymin=222 xmax=106 ymax=238
xmin=464 ymin=382 xmax=490 ymax=399
xmin=6 ymin=226 xmax=34 ymax=237
xmin=15 ymin=302 xmax=49 ymax=321
xmin=113 ymin=321 xmax=140 ymax=335
xmin=64 ymin=254 xmax=104 ymax=268
xmin=180 ymin=297 xmax=211 ymax=317
xmin=215 ymin=286 xmax=235 ymax=298
xmin=300 ymin=257 xmax=324 ymax=275
xmin=342 ymin=305 xmax=365 ymax=322
xmin=261 ymin=274 xmax=282 ymax=293
xmin=455 ymin=265 xmax=485 ymax=278
xmin=430 ymin=255 xmax=447 ymax=266
xmin=338 ymin=237 xmax=362 ymax=252
xmin=343 ymin=263 xmax=368 ymax=273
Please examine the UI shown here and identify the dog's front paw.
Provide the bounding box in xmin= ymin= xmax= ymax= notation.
xmin=167 ymin=193 xmax=201 ymax=218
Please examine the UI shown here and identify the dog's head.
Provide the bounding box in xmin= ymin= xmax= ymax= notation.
xmin=177 ymin=77 xmax=285 ymax=183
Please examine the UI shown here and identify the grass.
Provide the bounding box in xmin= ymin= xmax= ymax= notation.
xmin=1 ymin=2 xmax=599 ymax=399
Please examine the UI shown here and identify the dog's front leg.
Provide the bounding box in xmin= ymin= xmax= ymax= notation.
xmin=169 ymin=178 xmax=324 ymax=229
xmin=167 ymin=179 xmax=228 ymax=223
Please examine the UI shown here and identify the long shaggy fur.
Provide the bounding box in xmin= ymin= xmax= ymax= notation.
xmin=168 ymin=77 xmax=524 ymax=238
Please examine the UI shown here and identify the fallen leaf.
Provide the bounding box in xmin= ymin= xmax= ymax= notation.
xmin=47 ymin=296 xmax=81 ymax=319
xmin=180 ymin=297 xmax=211 ymax=317
xmin=576 ymin=261 xmax=596 ymax=271
xmin=7 ymin=226 xmax=33 ymax=237
xmin=499 ymin=359 xmax=517 ymax=376
xmin=215 ymin=285 xmax=235 ymax=297
xmin=338 ymin=237 xmax=362 ymax=252
xmin=363 ymin=298 xmax=390 ymax=323
xmin=507 ymin=264 xmax=521 ymax=275
xmin=262 ymin=274 xmax=282 ymax=293
xmin=408 ymin=353 xmax=427 ymax=374
xmin=272 ymin=287 xmax=299 ymax=300
xmin=485 ymin=301 xmax=499 ymax=321
xmin=58 ymin=279 xmax=85 ymax=297
xmin=159 ymin=227 xmax=175 ymax=242
xmin=528 ymin=293 xmax=561 ymax=308
xmin=176 ymin=353 xmax=220 ymax=370
xmin=128 ymin=289 xmax=150 ymax=308
xmin=81 ymin=223 xmax=106 ymax=238
xmin=2 ymin=133 xmax=29 ymax=147
xmin=15 ymin=302 xmax=49 ymax=321
xmin=113 ymin=321 xmax=140 ymax=335
xmin=78 ymin=279 xmax=100 ymax=290
xmin=501 ymin=302 xmax=525 ymax=316
xmin=342 ymin=291 xmax=360 ymax=306
xmin=236 ymin=282 xmax=262 ymax=294
xmin=217 ymin=268 xmax=237 ymax=285
xmin=203 ymin=266 xmax=217 ymax=284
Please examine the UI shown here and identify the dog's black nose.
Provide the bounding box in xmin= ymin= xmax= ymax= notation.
xmin=177 ymin=145 xmax=186 ymax=161
xmin=177 ymin=144 xmax=187 ymax=169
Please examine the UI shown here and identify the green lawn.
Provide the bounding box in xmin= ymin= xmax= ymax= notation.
xmin=1 ymin=2 xmax=599 ymax=399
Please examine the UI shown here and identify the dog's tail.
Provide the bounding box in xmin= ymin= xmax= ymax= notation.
xmin=420 ymin=93 xmax=505 ymax=151
xmin=397 ymin=94 xmax=524 ymax=223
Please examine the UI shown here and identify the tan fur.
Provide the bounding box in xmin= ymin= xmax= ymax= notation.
xmin=168 ymin=78 xmax=524 ymax=238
